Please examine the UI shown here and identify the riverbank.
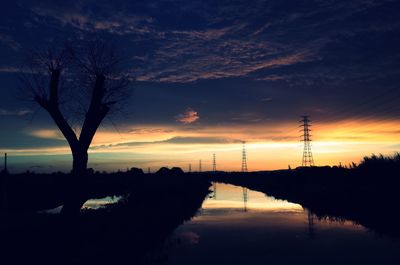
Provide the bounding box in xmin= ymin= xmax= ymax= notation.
xmin=212 ymin=163 xmax=400 ymax=238
xmin=0 ymin=171 xmax=211 ymax=265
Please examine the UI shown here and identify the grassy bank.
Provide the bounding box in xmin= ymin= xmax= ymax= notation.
xmin=0 ymin=170 xmax=211 ymax=264
xmin=213 ymin=154 xmax=400 ymax=237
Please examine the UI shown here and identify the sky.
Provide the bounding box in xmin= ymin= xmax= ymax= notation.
xmin=0 ymin=0 xmax=400 ymax=172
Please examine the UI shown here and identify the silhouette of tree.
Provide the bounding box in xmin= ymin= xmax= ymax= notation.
xmin=21 ymin=39 xmax=131 ymax=214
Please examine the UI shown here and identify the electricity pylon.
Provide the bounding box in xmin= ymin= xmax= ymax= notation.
xmin=212 ymin=153 xmax=217 ymax=172
xmin=241 ymin=142 xmax=248 ymax=172
xmin=300 ymin=116 xmax=315 ymax=167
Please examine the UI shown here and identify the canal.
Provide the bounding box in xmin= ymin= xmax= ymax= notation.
xmin=164 ymin=183 xmax=400 ymax=265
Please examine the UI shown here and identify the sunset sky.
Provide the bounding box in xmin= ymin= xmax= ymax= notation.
xmin=0 ymin=0 xmax=400 ymax=172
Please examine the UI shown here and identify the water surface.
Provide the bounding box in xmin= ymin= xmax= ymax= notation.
xmin=40 ymin=195 xmax=122 ymax=214
xmin=165 ymin=183 xmax=400 ymax=265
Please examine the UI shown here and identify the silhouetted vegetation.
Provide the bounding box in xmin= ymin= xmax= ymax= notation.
xmin=0 ymin=169 xmax=211 ymax=265
xmin=357 ymin=153 xmax=400 ymax=173
xmin=213 ymin=153 xmax=400 ymax=238
xmin=1 ymin=153 xmax=399 ymax=264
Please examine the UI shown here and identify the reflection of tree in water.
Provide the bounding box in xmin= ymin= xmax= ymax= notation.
xmin=0 ymin=175 xmax=211 ymax=265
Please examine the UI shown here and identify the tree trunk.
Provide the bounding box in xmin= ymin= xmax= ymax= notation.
xmin=60 ymin=148 xmax=89 ymax=216
xmin=72 ymin=148 xmax=88 ymax=175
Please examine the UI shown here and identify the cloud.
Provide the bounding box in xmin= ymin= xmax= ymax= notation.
xmin=31 ymin=6 xmax=154 ymax=36
xmin=176 ymin=108 xmax=200 ymax=124
xmin=0 ymin=108 xmax=32 ymax=116
xmin=27 ymin=2 xmax=321 ymax=83
xmin=256 ymin=75 xmax=286 ymax=82
xmin=0 ymin=34 xmax=21 ymax=51
xmin=3 ymin=0 xmax=399 ymax=86
xmin=128 ymin=128 xmax=174 ymax=134
xmin=90 ymin=136 xmax=240 ymax=150
xmin=163 ymin=136 xmax=240 ymax=145
xmin=132 ymin=30 xmax=317 ymax=83
xmin=29 ymin=129 xmax=64 ymax=140
xmin=0 ymin=67 xmax=21 ymax=73
xmin=261 ymin=97 xmax=273 ymax=102
xmin=0 ymin=67 xmax=32 ymax=74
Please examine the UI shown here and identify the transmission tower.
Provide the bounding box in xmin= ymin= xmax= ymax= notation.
xmin=241 ymin=142 xmax=248 ymax=172
xmin=199 ymin=160 xmax=202 ymax=173
xmin=300 ymin=116 xmax=315 ymax=167
xmin=212 ymin=153 xmax=217 ymax=172
xmin=189 ymin=163 xmax=192 ymax=173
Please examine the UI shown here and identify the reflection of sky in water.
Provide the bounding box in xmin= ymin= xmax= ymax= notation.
xmin=40 ymin=196 xmax=121 ymax=214
xmin=166 ymin=183 xmax=400 ymax=265
xmin=203 ymin=183 xmax=303 ymax=212
xmin=82 ymin=196 xmax=121 ymax=209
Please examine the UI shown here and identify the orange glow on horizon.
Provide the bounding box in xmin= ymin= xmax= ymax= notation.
xmin=3 ymin=119 xmax=399 ymax=172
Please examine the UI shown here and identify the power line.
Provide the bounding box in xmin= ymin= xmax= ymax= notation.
xmin=313 ymin=87 xmax=400 ymax=127
xmin=313 ymin=103 xmax=400 ymax=136
xmin=286 ymin=87 xmax=400 ymax=143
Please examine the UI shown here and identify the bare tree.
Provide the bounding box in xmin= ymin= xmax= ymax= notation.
xmin=21 ymin=39 xmax=131 ymax=214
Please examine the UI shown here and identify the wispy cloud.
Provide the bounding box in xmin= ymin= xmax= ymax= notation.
xmin=91 ymin=136 xmax=240 ymax=150
xmin=0 ymin=108 xmax=32 ymax=116
xmin=27 ymin=2 xmax=321 ymax=83
xmin=127 ymin=128 xmax=175 ymax=134
xmin=31 ymin=6 xmax=154 ymax=36
xmin=0 ymin=34 xmax=21 ymax=51
xmin=0 ymin=67 xmax=32 ymax=73
xmin=4 ymin=0 xmax=399 ymax=86
xmin=28 ymin=129 xmax=64 ymax=140
xmin=132 ymin=29 xmax=317 ymax=83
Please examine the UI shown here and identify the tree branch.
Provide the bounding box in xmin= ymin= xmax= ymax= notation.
xmin=49 ymin=69 xmax=60 ymax=107
xmin=79 ymin=74 xmax=110 ymax=150
xmin=34 ymin=69 xmax=79 ymax=149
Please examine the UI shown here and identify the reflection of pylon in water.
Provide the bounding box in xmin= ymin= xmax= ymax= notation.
xmin=1 ymin=153 xmax=8 ymax=213
xmin=212 ymin=154 xmax=217 ymax=199
xmin=3 ymin=153 xmax=7 ymax=173
xmin=242 ymin=187 xmax=248 ymax=212
xmin=307 ymin=210 xmax=316 ymax=239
